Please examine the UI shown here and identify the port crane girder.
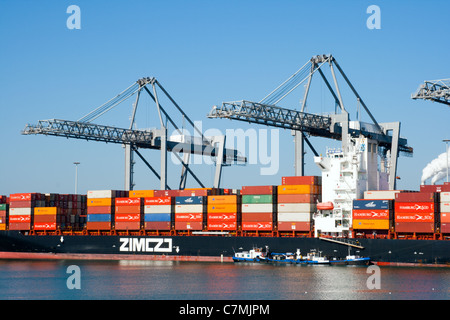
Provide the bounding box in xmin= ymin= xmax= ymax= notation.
xmin=208 ymin=54 xmax=413 ymax=190
xmin=412 ymin=79 xmax=450 ymax=106
xmin=22 ymin=78 xmax=246 ymax=190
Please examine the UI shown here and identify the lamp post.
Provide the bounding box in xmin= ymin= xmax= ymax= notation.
xmin=444 ymin=140 xmax=450 ymax=183
xmin=73 ymin=162 xmax=80 ymax=194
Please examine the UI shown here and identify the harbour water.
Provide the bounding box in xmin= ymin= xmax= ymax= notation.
xmin=0 ymin=260 xmax=448 ymax=301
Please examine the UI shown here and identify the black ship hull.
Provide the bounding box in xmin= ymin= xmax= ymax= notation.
xmin=0 ymin=231 xmax=449 ymax=266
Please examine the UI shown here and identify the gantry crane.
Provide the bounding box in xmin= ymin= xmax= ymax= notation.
xmin=22 ymin=77 xmax=246 ymax=190
xmin=208 ymin=54 xmax=413 ymax=190
xmin=412 ymin=79 xmax=450 ymax=106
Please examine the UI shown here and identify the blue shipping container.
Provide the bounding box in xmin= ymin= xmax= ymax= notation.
xmin=352 ymin=199 xmax=391 ymax=210
xmin=87 ymin=214 xmax=112 ymax=222
xmin=144 ymin=213 xmax=171 ymax=222
xmin=175 ymin=196 xmax=204 ymax=205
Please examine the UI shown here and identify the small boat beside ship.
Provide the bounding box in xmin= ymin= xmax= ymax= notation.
xmin=233 ymin=247 xmax=371 ymax=265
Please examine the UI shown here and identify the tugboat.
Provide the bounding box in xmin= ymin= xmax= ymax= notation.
xmin=232 ymin=247 xmax=268 ymax=262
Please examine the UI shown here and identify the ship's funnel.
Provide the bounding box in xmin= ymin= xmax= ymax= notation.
xmin=421 ymin=150 xmax=450 ymax=185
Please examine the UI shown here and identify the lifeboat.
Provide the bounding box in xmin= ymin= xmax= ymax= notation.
xmin=317 ymin=202 xmax=334 ymax=211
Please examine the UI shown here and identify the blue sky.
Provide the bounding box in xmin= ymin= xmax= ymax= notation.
xmin=0 ymin=0 xmax=449 ymax=195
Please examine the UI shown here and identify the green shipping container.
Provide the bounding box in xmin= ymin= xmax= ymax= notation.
xmin=0 ymin=204 xmax=8 ymax=210
xmin=242 ymin=195 xmax=273 ymax=204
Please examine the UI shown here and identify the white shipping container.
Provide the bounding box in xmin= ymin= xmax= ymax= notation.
xmin=175 ymin=204 xmax=203 ymax=213
xmin=440 ymin=201 xmax=450 ymax=213
xmin=9 ymin=207 xmax=33 ymax=215
xmin=87 ymin=190 xmax=124 ymax=199
xmin=441 ymin=192 xmax=450 ymax=202
xmin=364 ymin=190 xmax=400 ymax=200
xmin=144 ymin=204 xmax=171 ymax=214
xmin=277 ymin=212 xmax=311 ymax=222
xmin=277 ymin=203 xmax=316 ymax=213
xmin=241 ymin=203 xmax=273 ymax=213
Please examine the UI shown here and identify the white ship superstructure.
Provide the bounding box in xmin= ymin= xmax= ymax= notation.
xmin=314 ymin=123 xmax=390 ymax=237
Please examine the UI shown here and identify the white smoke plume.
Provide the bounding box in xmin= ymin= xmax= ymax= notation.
xmin=421 ymin=149 xmax=450 ymax=185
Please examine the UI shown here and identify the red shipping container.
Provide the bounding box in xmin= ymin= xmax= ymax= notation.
xmin=174 ymin=213 xmax=203 ymax=222
xmin=395 ymin=202 xmax=435 ymax=213
xmin=395 ymin=212 xmax=434 ymax=223
xmin=178 ymin=189 xmax=211 ymax=197
xmin=114 ymin=213 xmax=141 ymax=222
xmin=34 ymin=215 xmax=57 ymax=223
xmin=9 ymin=215 xmax=31 ymax=223
xmin=241 ymin=212 xmax=273 ymax=222
xmin=395 ymin=222 xmax=434 ymax=233
xmin=175 ymin=221 xmax=203 ymax=230
xmin=10 ymin=193 xmax=41 ymax=201
xmin=281 ymin=176 xmax=321 ymax=186
xmin=8 ymin=222 xmax=31 ymax=230
xmin=115 ymin=206 xmax=142 ymax=214
xmin=0 ymin=196 xmax=7 ymax=204
xmin=277 ymin=194 xmax=320 ymax=204
xmin=9 ymin=201 xmax=35 ymax=208
xmin=352 ymin=209 xmax=390 ymax=219
xmin=395 ymin=192 xmax=436 ymax=202
xmin=34 ymin=222 xmax=58 ymax=230
xmin=441 ymin=223 xmax=450 ymax=234
xmin=153 ymin=190 xmax=181 ymax=197
xmin=87 ymin=206 xmax=113 ymax=214
xmin=420 ymin=184 xmax=450 ymax=193
xmin=86 ymin=222 xmax=111 ymax=230
xmin=115 ymin=198 xmax=142 ymax=206
xmin=441 ymin=212 xmax=450 ymax=223
xmin=242 ymin=222 xmax=273 ymax=231
xmin=144 ymin=197 xmax=172 ymax=206
xmin=277 ymin=221 xmax=311 ymax=231
xmin=115 ymin=222 xmax=141 ymax=230
xmin=207 ymin=213 xmax=237 ymax=221
xmin=207 ymin=222 xmax=237 ymax=230
xmin=240 ymin=186 xmax=275 ymax=195
xmin=144 ymin=221 xmax=171 ymax=230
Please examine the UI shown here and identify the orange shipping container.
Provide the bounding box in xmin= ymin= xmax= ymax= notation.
xmin=242 ymin=222 xmax=272 ymax=231
xmin=129 ymin=190 xmax=154 ymax=198
xmin=174 ymin=213 xmax=203 ymax=222
xmin=207 ymin=204 xmax=237 ymax=213
xmin=441 ymin=212 xmax=450 ymax=223
xmin=115 ymin=206 xmax=142 ymax=214
xmin=87 ymin=198 xmax=112 ymax=207
xmin=352 ymin=209 xmax=390 ymax=220
xmin=207 ymin=222 xmax=237 ymax=230
xmin=278 ymin=221 xmax=311 ymax=231
xmin=207 ymin=195 xmax=237 ymax=204
xmin=114 ymin=213 xmax=141 ymax=222
xmin=0 ymin=224 xmax=6 ymax=231
xmin=207 ymin=213 xmax=237 ymax=221
xmin=352 ymin=219 xmax=390 ymax=230
xmin=115 ymin=198 xmax=142 ymax=206
xmin=277 ymin=185 xmax=320 ymax=195
xmin=34 ymin=207 xmax=59 ymax=215
xmin=277 ymin=194 xmax=320 ymax=204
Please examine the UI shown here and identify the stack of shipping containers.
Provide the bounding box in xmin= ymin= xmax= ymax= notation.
xmin=33 ymin=194 xmax=87 ymax=231
xmin=241 ymin=186 xmax=276 ymax=232
xmin=394 ymin=192 xmax=438 ymax=234
xmin=114 ymin=197 xmax=143 ymax=231
xmin=144 ymin=196 xmax=172 ymax=231
xmin=352 ymin=199 xmax=393 ymax=234
xmin=277 ymin=176 xmax=321 ymax=233
xmin=441 ymin=191 xmax=450 ymax=234
xmin=9 ymin=193 xmax=44 ymax=230
xmin=87 ymin=190 xmax=127 ymax=230
xmin=207 ymin=195 xmax=238 ymax=231
xmin=0 ymin=196 xmax=7 ymax=230
xmin=175 ymin=196 xmax=206 ymax=231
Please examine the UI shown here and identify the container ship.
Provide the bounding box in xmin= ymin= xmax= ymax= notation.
xmin=3 ymin=56 xmax=450 ymax=267
xmin=1 ymin=175 xmax=449 ymax=266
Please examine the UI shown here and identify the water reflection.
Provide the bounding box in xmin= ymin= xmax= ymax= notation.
xmin=0 ymin=260 xmax=448 ymax=300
